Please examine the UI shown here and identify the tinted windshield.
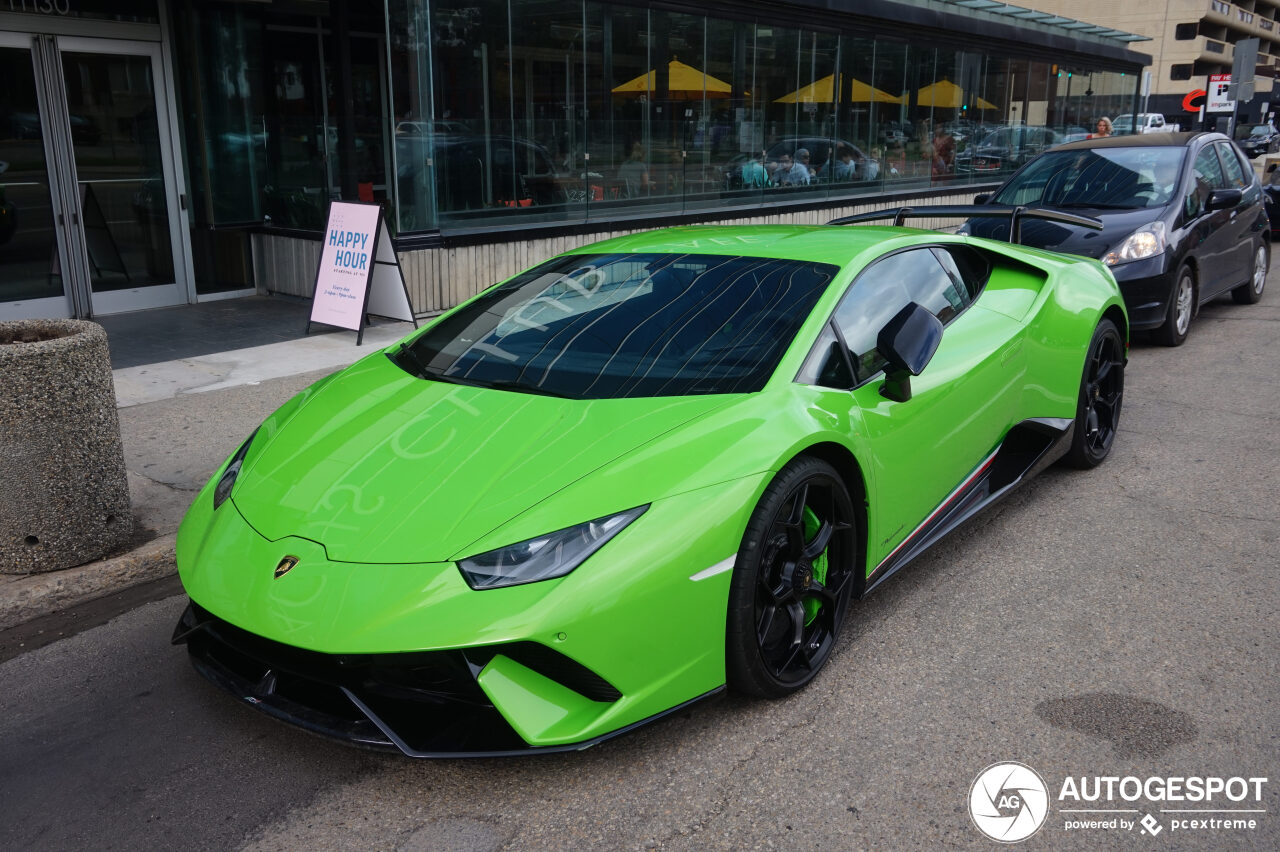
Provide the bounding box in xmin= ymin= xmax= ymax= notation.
xmin=991 ymin=147 xmax=1186 ymax=210
xmin=393 ymin=252 xmax=838 ymax=399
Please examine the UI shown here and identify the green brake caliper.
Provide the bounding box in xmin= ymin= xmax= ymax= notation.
xmin=802 ymin=506 xmax=828 ymax=625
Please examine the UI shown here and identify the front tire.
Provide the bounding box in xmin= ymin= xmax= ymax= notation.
xmin=726 ymin=457 xmax=856 ymax=698
xmin=1154 ymin=265 xmax=1194 ymax=346
xmin=1065 ymin=318 xmax=1125 ymax=469
xmin=1232 ymin=240 xmax=1268 ymax=305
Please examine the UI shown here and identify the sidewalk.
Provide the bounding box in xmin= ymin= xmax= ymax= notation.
xmin=0 ymin=297 xmax=418 ymax=632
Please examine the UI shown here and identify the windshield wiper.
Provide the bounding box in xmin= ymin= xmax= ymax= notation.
xmin=479 ymin=379 xmax=574 ymax=399
xmin=396 ymin=352 xmax=573 ymax=398
xmin=389 ymin=343 xmax=431 ymax=379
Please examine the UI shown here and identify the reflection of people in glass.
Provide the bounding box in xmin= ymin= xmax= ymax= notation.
xmin=886 ymin=140 xmax=906 ymax=176
xmin=931 ymin=126 xmax=955 ymax=181
xmin=1088 ymin=117 xmax=1112 ymax=139
xmin=830 ymin=145 xmax=857 ymax=181
xmin=776 ymin=149 xmax=812 ymax=185
xmin=619 ymin=142 xmax=653 ymax=197
xmin=741 ymin=153 xmax=769 ymax=188
xmin=863 ymin=147 xmax=882 ymax=181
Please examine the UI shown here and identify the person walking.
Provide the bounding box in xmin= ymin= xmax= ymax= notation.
xmin=1088 ymin=117 xmax=1112 ymax=139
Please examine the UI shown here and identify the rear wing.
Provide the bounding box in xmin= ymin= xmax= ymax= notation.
xmin=829 ymin=205 xmax=1102 ymax=245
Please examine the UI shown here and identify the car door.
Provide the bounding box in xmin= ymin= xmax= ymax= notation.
xmin=1185 ymin=143 xmax=1235 ymax=294
xmin=832 ymin=247 xmax=1025 ymax=565
xmin=1210 ymin=141 xmax=1259 ymax=294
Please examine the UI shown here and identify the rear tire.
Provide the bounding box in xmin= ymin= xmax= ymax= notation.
xmin=1154 ymin=266 xmax=1194 ymax=347
xmin=1065 ymin=319 xmax=1125 ymax=469
xmin=1232 ymin=240 xmax=1268 ymax=305
xmin=726 ymin=457 xmax=856 ymax=698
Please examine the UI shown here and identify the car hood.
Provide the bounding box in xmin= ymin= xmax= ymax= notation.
xmin=232 ymin=354 xmax=735 ymax=563
xmin=968 ymin=206 xmax=1165 ymax=260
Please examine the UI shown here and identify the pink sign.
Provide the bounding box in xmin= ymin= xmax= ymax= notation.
xmin=309 ymin=202 xmax=382 ymax=331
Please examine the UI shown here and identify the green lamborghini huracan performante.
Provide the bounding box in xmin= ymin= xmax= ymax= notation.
xmin=173 ymin=214 xmax=1127 ymax=756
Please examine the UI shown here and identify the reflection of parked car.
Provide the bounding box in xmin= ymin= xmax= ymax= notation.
xmin=1260 ymin=160 xmax=1280 ymax=237
xmin=68 ymin=114 xmax=101 ymax=145
xmin=1113 ymin=113 xmax=1169 ymax=135
xmin=397 ymin=135 xmax=565 ymax=215
xmin=723 ymin=137 xmax=875 ymax=187
xmin=1234 ymin=123 xmax=1279 ymax=158
xmin=396 ymin=120 xmax=469 ymax=136
xmin=4 ymin=111 xmax=42 ymax=139
xmin=964 ymin=132 xmax=1267 ymax=346
xmin=954 ymin=125 xmax=1059 ymax=175
xmin=1053 ymin=125 xmax=1091 ymax=145
xmin=878 ymin=122 xmax=909 ymax=145
xmin=764 ymin=137 xmax=867 ymax=172
xmin=0 ymin=162 xmax=14 ymax=246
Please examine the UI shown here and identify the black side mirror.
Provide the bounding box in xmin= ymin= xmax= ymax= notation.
xmin=973 ymin=193 xmax=991 ymax=204
xmin=1205 ymin=188 xmax=1243 ymax=212
xmin=876 ymin=302 xmax=944 ymax=403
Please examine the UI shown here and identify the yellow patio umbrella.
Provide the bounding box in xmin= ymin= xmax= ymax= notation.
xmin=850 ymin=77 xmax=904 ymax=104
xmin=612 ymin=59 xmax=735 ymax=100
xmin=913 ymin=79 xmax=997 ymax=110
xmin=773 ymin=74 xmax=901 ymax=104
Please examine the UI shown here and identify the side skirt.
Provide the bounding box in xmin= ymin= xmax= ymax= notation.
xmin=856 ymin=417 xmax=1073 ymax=598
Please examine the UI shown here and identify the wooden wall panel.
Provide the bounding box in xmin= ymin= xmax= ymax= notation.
xmin=253 ymin=188 xmax=977 ymax=316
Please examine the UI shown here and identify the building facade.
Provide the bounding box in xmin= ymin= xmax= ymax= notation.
xmin=1019 ymin=0 xmax=1280 ymax=124
xmin=1 ymin=1 xmax=1149 ymax=322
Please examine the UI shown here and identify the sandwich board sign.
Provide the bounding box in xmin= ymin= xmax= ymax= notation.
xmin=307 ymin=200 xmax=417 ymax=345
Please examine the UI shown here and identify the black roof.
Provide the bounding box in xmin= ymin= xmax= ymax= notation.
xmin=1053 ymin=132 xmax=1222 ymax=152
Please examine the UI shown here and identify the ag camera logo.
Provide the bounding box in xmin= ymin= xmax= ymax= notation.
xmin=969 ymin=762 xmax=1050 ymax=843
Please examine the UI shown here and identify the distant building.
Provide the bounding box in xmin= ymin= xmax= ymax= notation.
xmin=1015 ymin=0 xmax=1280 ymax=124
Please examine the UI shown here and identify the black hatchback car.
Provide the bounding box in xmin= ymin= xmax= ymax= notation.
xmin=963 ymin=132 xmax=1268 ymax=345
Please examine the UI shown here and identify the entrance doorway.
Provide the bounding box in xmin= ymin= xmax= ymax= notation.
xmin=0 ymin=32 xmax=190 ymax=319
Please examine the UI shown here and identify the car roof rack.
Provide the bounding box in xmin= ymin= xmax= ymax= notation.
xmin=829 ymin=205 xmax=1103 ymax=245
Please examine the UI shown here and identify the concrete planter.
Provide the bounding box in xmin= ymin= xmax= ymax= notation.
xmin=0 ymin=319 xmax=133 ymax=573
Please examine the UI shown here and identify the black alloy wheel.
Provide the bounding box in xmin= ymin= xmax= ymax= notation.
xmin=1066 ymin=318 xmax=1125 ymax=469
xmin=727 ymin=457 xmax=856 ymax=697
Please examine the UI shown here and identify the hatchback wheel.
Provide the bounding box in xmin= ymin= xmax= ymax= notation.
xmin=1155 ymin=266 xmax=1194 ymax=346
xmin=1232 ymin=241 xmax=1268 ymax=305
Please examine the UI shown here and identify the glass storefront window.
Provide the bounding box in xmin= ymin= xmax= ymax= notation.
xmin=0 ymin=46 xmax=61 ymax=306
xmin=180 ymin=0 xmax=1142 ymax=240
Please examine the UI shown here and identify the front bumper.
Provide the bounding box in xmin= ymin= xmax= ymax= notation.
xmin=173 ymin=472 xmax=765 ymax=755
xmin=1109 ymin=254 xmax=1175 ymax=330
xmin=174 ymin=600 xmax=720 ymax=756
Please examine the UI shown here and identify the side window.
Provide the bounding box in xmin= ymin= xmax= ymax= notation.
xmin=932 ymin=245 xmax=990 ymax=302
xmin=1187 ymin=146 xmax=1227 ymax=217
xmin=795 ymin=324 xmax=854 ymax=388
xmin=833 ymin=249 xmax=956 ymax=383
xmin=1216 ymin=142 xmax=1248 ymax=189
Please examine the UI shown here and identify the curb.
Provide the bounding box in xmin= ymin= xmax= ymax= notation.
xmin=0 ymin=534 xmax=177 ymax=632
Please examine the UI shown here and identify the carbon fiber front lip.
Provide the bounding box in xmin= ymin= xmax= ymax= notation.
xmin=174 ymin=600 xmax=722 ymax=757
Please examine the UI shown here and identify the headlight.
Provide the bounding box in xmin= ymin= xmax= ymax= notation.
xmin=212 ymin=430 xmax=258 ymax=510
xmin=1103 ymin=221 xmax=1166 ymax=266
xmin=457 ymin=506 xmax=648 ymax=590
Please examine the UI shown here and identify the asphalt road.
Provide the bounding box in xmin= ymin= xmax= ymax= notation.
xmin=2 ymin=279 xmax=1277 ymax=851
